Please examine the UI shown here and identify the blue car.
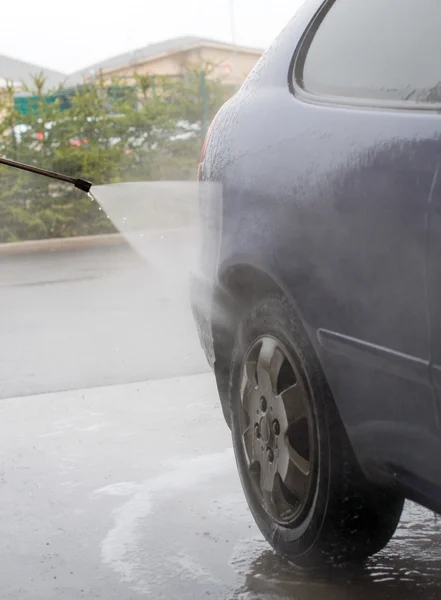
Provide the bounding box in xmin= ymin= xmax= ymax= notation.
xmin=192 ymin=0 xmax=441 ymax=566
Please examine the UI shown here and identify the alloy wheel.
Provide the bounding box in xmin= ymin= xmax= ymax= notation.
xmin=239 ymin=335 xmax=317 ymax=526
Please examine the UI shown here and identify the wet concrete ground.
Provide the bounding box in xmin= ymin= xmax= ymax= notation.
xmin=0 ymin=242 xmax=208 ymax=399
xmin=1 ymin=244 xmax=441 ymax=599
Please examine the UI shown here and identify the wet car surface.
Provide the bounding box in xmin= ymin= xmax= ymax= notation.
xmin=193 ymin=0 xmax=441 ymax=567
xmin=1 ymin=243 xmax=441 ymax=599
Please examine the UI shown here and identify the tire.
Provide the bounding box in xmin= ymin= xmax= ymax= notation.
xmin=229 ymin=293 xmax=404 ymax=567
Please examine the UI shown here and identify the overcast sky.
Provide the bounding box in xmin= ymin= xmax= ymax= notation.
xmin=1 ymin=0 xmax=305 ymax=73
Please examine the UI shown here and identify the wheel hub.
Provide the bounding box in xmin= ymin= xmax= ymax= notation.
xmin=259 ymin=414 xmax=271 ymax=444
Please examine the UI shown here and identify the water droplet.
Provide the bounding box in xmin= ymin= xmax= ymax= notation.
xmin=122 ymin=217 xmax=127 ymax=224
xmin=87 ymin=192 xmax=94 ymax=202
xmin=139 ymin=233 xmax=144 ymax=237
xmin=98 ymin=207 xmax=102 ymax=211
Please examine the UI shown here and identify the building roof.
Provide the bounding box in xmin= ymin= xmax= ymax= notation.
xmin=66 ymin=36 xmax=263 ymax=85
xmin=0 ymin=54 xmax=66 ymax=90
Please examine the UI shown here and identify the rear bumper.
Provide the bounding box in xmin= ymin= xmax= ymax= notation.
xmin=190 ymin=273 xmax=215 ymax=370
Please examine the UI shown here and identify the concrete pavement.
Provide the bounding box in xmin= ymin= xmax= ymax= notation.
xmin=1 ymin=375 xmax=441 ymax=599
xmin=0 ymin=233 xmax=126 ymax=257
xmin=1 ymin=241 xmax=441 ymax=599
xmin=0 ymin=241 xmax=208 ymax=399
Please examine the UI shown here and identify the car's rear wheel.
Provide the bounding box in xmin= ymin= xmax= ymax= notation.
xmin=229 ymin=293 xmax=404 ymax=566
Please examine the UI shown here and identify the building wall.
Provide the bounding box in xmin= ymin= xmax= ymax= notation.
xmin=104 ymin=46 xmax=262 ymax=86
xmin=184 ymin=47 xmax=261 ymax=84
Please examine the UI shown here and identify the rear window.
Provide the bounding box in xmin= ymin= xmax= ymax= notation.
xmin=296 ymin=0 xmax=441 ymax=107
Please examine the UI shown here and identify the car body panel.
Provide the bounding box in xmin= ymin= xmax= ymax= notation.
xmin=428 ymin=168 xmax=441 ymax=424
xmin=193 ymin=0 xmax=441 ymax=496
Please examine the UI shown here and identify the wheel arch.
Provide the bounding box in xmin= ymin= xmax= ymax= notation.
xmin=212 ymin=262 xmax=309 ymax=427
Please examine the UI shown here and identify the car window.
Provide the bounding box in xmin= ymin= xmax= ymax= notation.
xmin=296 ymin=0 xmax=441 ymax=106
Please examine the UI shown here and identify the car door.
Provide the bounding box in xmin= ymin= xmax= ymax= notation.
xmin=287 ymin=0 xmax=441 ymax=489
xmin=289 ymin=0 xmax=441 ymax=490
xmin=427 ymin=167 xmax=441 ymax=443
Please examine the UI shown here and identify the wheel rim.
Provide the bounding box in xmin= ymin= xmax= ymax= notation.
xmin=239 ymin=335 xmax=317 ymax=527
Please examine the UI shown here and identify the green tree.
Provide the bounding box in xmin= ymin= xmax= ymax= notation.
xmin=0 ymin=67 xmax=225 ymax=242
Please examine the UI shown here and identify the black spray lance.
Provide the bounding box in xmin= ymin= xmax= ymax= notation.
xmin=0 ymin=156 xmax=92 ymax=193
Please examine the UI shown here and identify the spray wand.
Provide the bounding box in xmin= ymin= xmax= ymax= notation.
xmin=0 ymin=156 xmax=92 ymax=193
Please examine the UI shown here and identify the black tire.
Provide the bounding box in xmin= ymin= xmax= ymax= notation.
xmin=229 ymin=293 xmax=404 ymax=567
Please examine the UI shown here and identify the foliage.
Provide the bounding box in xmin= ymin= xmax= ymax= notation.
xmin=0 ymin=67 xmax=225 ymax=242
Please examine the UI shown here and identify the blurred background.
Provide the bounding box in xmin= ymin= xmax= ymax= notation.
xmin=0 ymin=0 xmax=302 ymax=244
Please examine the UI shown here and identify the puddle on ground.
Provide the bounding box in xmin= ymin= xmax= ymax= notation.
xmin=231 ymin=502 xmax=441 ymax=600
xmin=97 ymin=447 xmax=441 ymax=600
